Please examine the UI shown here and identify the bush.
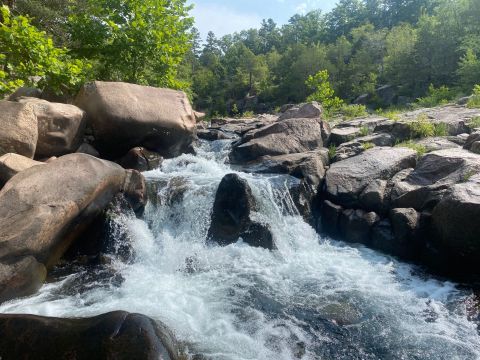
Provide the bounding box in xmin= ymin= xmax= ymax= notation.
xmin=359 ymin=126 xmax=370 ymax=136
xmin=306 ymin=70 xmax=344 ymax=115
xmin=362 ymin=142 xmax=375 ymax=150
xmin=375 ymin=108 xmax=402 ymax=121
xmin=433 ymin=123 xmax=448 ymax=136
xmin=409 ymin=114 xmax=435 ymax=138
xmin=0 ymin=5 xmax=90 ymax=96
xmin=467 ymin=85 xmax=480 ymax=108
xmin=396 ymin=141 xmax=427 ymax=157
xmin=416 ymin=84 xmax=455 ymax=108
xmin=341 ymin=104 xmax=367 ymax=119
xmin=468 ymin=116 xmax=480 ymax=129
xmin=242 ymin=110 xmax=255 ymax=118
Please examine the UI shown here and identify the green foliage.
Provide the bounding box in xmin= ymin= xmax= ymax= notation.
xmin=376 ymin=108 xmax=402 ymax=121
xmin=467 ymin=85 xmax=480 ymax=108
xmin=341 ymin=104 xmax=367 ymax=119
xmin=468 ymin=116 xmax=480 ymax=129
xmin=396 ymin=141 xmax=427 ymax=157
xmin=306 ymin=70 xmax=344 ymax=114
xmin=359 ymin=126 xmax=370 ymax=137
xmin=416 ymin=84 xmax=455 ymax=108
xmin=0 ymin=5 xmax=90 ymax=96
xmin=409 ymin=114 xmax=435 ymax=138
xmin=362 ymin=142 xmax=375 ymax=150
xmin=242 ymin=110 xmax=255 ymax=118
xmin=328 ymin=144 xmax=337 ymax=161
xmin=68 ymin=0 xmax=193 ymax=88
xmin=433 ymin=123 xmax=448 ymax=136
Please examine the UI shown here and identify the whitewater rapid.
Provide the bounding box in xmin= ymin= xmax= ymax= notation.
xmin=1 ymin=140 xmax=479 ymax=359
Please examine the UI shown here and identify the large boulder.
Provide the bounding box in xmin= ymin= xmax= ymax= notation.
xmin=0 ymin=153 xmax=43 ymax=187
xmin=241 ymin=149 xmax=329 ymax=188
xmin=75 ymin=81 xmax=196 ymax=159
xmin=325 ymin=147 xmax=417 ymax=208
xmin=278 ymin=102 xmax=323 ymax=121
xmin=17 ymin=97 xmax=87 ymax=158
xmin=0 ymin=153 xmax=146 ymax=303
xmin=208 ymin=174 xmax=274 ymax=249
xmin=0 ymin=101 xmax=38 ymax=158
xmin=334 ymin=133 xmax=394 ymax=161
xmin=0 ymin=311 xmax=182 ymax=360
xmin=392 ymin=148 xmax=480 ymax=210
xmin=430 ymin=177 xmax=480 ymax=275
xmin=230 ymin=118 xmax=330 ymax=163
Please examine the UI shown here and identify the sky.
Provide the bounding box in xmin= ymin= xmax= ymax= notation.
xmin=190 ymin=0 xmax=338 ymax=39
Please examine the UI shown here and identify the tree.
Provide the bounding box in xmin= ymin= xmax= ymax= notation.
xmin=457 ymin=49 xmax=480 ymax=91
xmin=0 ymin=5 xmax=89 ymax=95
xmin=68 ymin=0 xmax=193 ymax=88
xmin=305 ymin=70 xmax=344 ymax=113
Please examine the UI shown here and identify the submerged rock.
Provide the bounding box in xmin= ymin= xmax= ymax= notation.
xmin=117 ymin=147 xmax=163 ymax=172
xmin=0 ymin=311 xmax=183 ymax=360
xmin=208 ymin=174 xmax=274 ymax=249
xmin=75 ymin=81 xmax=196 ymax=159
xmin=0 ymin=153 xmax=146 ymax=303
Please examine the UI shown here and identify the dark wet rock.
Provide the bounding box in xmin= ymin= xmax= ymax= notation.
xmin=0 ymin=153 xmax=145 ymax=303
xmin=359 ymin=179 xmax=389 ymax=215
xmin=0 ymin=100 xmax=38 ymax=158
xmin=430 ymin=178 xmax=480 ymax=276
xmin=0 ymin=311 xmax=183 ymax=360
xmin=75 ymin=81 xmax=196 ymax=159
xmin=117 ymin=147 xmax=163 ymax=172
xmin=278 ymin=102 xmax=323 ymax=121
xmin=388 ymin=208 xmax=421 ymax=258
xmin=325 ymin=147 xmax=417 ymax=208
xmin=230 ymin=118 xmax=329 ymax=163
xmin=208 ymin=174 xmax=275 ymax=249
xmin=319 ymin=200 xmax=343 ymax=237
xmin=17 ymin=97 xmax=87 ymax=158
xmin=0 ymin=153 xmax=43 ymax=187
xmin=339 ymin=209 xmax=380 ymax=245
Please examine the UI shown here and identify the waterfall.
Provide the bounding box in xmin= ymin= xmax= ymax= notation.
xmin=1 ymin=139 xmax=479 ymax=360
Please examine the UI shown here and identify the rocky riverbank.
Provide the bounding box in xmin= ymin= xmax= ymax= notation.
xmin=202 ymin=102 xmax=480 ymax=280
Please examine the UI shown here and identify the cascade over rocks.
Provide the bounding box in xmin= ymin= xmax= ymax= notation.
xmin=0 ymin=100 xmax=38 ymax=158
xmin=0 ymin=311 xmax=183 ymax=360
xmin=208 ymin=173 xmax=275 ymax=249
xmin=230 ymin=117 xmax=330 ymax=163
xmin=0 ymin=153 xmax=146 ymax=303
xmin=17 ymin=97 xmax=87 ymax=158
xmin=75 ymin=81 xmax=196 ymax=159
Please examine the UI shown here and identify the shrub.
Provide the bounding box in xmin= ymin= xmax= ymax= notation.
xmin=416 ymin=84 xmax=455 ymax=108
xmin=376 ymin=108 xmax=401 ymax=121
xmin=433 ymin=123 xmax=448 ymax=136
xmin=362 ymin=142 xmax=375 ymax=150
xmin=467 ymin=85 xmax=480 ymax=108
xmin=0 ymin=5 xmax=90 ymax=96
xmin=242 ymin=110 xmax=255 ymax=118
xmin=396 ymin=141 xmax=427 ymax=157
xmin=341 ymin=104 xmax=367 ymax=119
xmin=359 ymin=126 xmax=370 ymax=137
xmin=328 ymin=144 xmax=337 ymax=161
xmin=306 ymin=70 xmax=344 ymax=115
xmin=468 ymin=116 xmax=480 ymax=129
xmin=409 ymin=114 xmax=435 ymax=138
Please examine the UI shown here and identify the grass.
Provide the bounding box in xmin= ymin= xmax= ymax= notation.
xmin=375 ymin=108 xmax=402 ymax=121
xmin=395 ymin=140 xmax=427 ymax=157
xmin=409 ymin=114 xmax=435 ymax=138
xmin=242 ymin=110 xmax=255 ymax=118
xmin=359 ymin=126 xmax=370 ymax=137
xmin=362 ymin=142 xmax=375 ymax=150
xmin=467 ymin=85 xmax=480 ymax=108
xmin=468 ymin=116 xmax=480 ymax=129
xmin=433 ymin=122 xmax=448 ymax=136
xmin=328 ymin=144 xmax=337 ymax=161
xmin=340 ymin=104 xmax=368 ymax=119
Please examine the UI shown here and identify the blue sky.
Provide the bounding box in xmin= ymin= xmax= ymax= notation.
xmin=190 ymin=0 xmax=338 ymax=39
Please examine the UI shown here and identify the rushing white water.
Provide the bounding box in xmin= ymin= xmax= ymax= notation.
xmin=1 ymin=140 xmax=479 ymax=359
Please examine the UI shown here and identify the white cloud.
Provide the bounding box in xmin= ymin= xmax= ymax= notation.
xmin=191 ymin=3 xmax=263 ymax=39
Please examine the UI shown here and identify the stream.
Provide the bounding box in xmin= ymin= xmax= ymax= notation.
xmin=1 ymin=139 xmax=479 ymax=359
